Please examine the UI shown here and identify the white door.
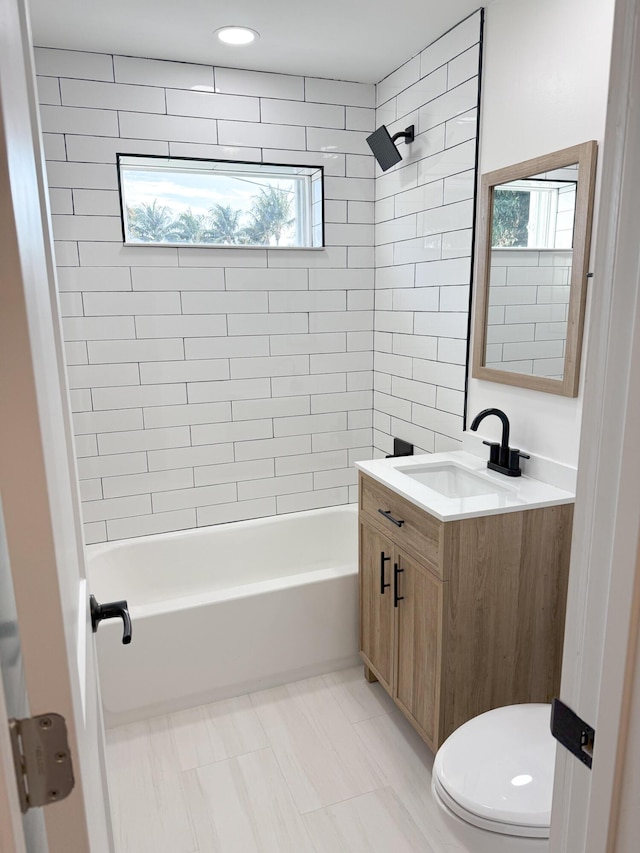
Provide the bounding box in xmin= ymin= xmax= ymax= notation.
xmin=550 ymin=0 xmax=640 ymax=850
xmin=0 ymin=0 xmax=114 ymax=850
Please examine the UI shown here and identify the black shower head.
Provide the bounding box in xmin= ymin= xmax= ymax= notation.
xmin=366 ymin=124 xmax=415 ymax=172
xmin=366 ymin=125 xmax=402 ymax=171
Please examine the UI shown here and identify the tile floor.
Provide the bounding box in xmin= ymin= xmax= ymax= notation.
xmin=106 ymin=665 xmax=469 ymax=853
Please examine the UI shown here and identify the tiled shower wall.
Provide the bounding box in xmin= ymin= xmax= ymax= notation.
xmin=35 ymin=48 xmax=376 ymax=543
xmin=372 ymin=11 xmax=483 ymax=455
xmin=37 ymin=10 xmax=483 ymax=543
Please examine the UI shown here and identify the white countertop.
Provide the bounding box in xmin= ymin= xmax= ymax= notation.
xmin=355 ymin=451 xmax=575 ymax=522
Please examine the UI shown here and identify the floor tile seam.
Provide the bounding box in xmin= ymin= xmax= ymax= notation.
xmin=247 ymin=680 xmax=356 ymax=762
xmin=172 ymin=764 xmax=202 ymax=853
xmin=318 ymin=671 xmax=371 ymax=705
xmin=300 ymin=785 xmax=440 ymax=853
xmin=179 ymin=759 xmax=236 ymax=853
xmin=106 ymin=688 xmax=268 ymax=738
xmin=382 ymin=776 xmax=446 ymax=837
xmin=245 ymin=689 xmax=313 ymax=757
xmin=348 ymin=715 xmax=399 ymax=789
xmin=295 ymin=776 xmax=389 ymax=816
xmin=380 ymin=785 xmax=442 ymax=853
xmin=176 ymin=720 xmax=271 ymax=770
xmin=242 ymin=720 xmax=368 ymax=819
xmin=193 ymin=732 xmax=313 ymax=823
xmin=181 ymin=743 xmax=272 ymax=775
xmin=347 ymin=722 xmax=449 ymax=853
xmin=168 ymin=700 xmax=272 ymax=768
xmin=246 ymin=728 xmax=317 ymax=814
xmin=245 ymin=701 xmax=271 ymax=747
xmin=245 ymin=680 xmax=395 ymax=805
xmin=106 ymin=716 xmax=187 ymax=773
xmin=182 ymin=743 xmax=323 ymax=853
xmin=347 ymin=706 xmax=397 ymax=724
xmin=292 ymin=685 xmax=340 ymax=748
xmin=293 ymin=676 xmax=391 ymax=761
xmin=110 ymin=773 xmax=198 ymax=853
xmin=322 ymin=686 xmax=398 ymax=724
xmin=198 ymin=694 xmax=271 ymax=746
xmin=298 ymin=782 xmax=398 ymax=818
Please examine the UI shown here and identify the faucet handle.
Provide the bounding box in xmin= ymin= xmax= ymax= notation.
xmin=511 ymin=448 xmax=530 ymax=461
xmin=508 ymin=448 xmax=530 ymax=474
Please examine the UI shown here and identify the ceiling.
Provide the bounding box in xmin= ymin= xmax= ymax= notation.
xmin=27 ymin=0 xmax=482 ymax=84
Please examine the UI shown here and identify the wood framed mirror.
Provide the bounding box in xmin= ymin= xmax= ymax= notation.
xmin=472 ymin=141 xmax=597 ymax=396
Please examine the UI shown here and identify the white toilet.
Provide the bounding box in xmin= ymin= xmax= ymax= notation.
xmin=432 ymin=704 xmax=556 ymax=852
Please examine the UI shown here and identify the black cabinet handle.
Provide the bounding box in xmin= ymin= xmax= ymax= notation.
xmin=380 ymin=552 xmax=391 ymax=594
xmin=90 ymin=595 xmax=132 ymax=645
xmin=394 ymin=564 xmax=404 ymax=608
xmin=378 ymin=509 xmax=404 ymax=528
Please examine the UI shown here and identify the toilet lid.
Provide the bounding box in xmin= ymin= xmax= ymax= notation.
xmin=433 ymin=704 xmax=556 ymax=838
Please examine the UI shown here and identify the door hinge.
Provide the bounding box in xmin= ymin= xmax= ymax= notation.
xmin=550 ymin=698 xmax=596 ymax=769
xmin=9 ymin=713 xmax=75 ymax=813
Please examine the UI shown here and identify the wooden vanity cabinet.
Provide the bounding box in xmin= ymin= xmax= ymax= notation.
xmin=358 ymin=472 xmax=573 ymax=751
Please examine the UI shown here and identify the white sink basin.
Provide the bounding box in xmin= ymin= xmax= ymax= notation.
xmin=356 ymin=451 xmax=575 ymax=521
xmin=396 ymin=463 xmax=513 ymax=499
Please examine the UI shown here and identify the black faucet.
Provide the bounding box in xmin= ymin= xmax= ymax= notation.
xmin=469 ymin=408 xmax=530 ymax=477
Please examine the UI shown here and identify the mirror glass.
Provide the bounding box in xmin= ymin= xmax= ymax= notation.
xmin=472 ymin=142 xmax=597 ymax=397
xmin=485 ymin=165 xmax=578 ymax=380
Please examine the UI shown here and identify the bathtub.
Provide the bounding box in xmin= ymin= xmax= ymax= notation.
xmin=86 ymin=504 xmax=359 ymax=727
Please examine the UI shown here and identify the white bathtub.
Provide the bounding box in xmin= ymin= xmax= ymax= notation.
xmin=86 ymin=504 xmax=359 ymax=727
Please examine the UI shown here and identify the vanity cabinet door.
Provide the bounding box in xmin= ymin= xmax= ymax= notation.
xmin=393 ymin=549 xmax=443 ymax=749
xmin=359 ymin=518 xmax=394 ymax=692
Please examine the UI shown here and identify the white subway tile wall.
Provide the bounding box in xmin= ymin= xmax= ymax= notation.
xmin=36 ymin=49 xmax=376 ymax=542
xmin=37 ymin=12 xmax=481 ymax=543
xmin=372 ymin=10 xmax=482 ymax=456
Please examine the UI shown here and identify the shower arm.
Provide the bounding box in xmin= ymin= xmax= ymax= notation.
xmin=391 ymin=125 xmax=415 ymax=145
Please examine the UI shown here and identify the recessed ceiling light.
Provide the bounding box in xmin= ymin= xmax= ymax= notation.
xmin=214 ymin=26 xmax=259 ymax=46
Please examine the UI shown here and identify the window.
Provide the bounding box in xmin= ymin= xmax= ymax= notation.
xmin=117 ymin=155 xmax=324 ymax=249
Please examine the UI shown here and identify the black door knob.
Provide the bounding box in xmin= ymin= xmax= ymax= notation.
xmin=90 ymin=595 xmax=132 ymax=645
